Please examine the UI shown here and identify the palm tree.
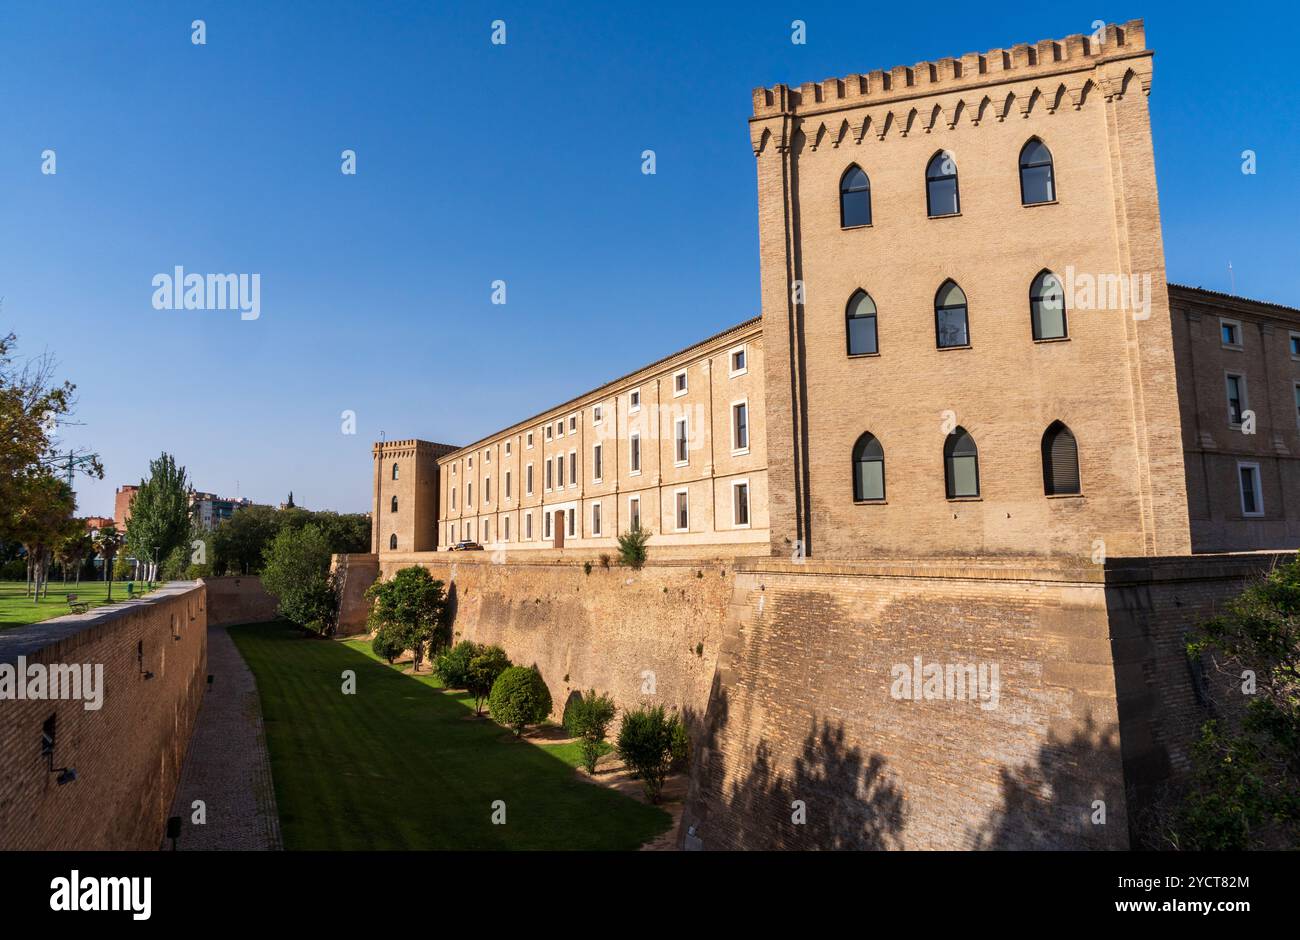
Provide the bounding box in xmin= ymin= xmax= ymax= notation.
xmin=93 ymin=525 xmax=122 ymax=602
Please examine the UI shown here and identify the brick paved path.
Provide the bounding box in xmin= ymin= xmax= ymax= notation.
xmin=167 ymin=625 xmax=283 ymax=850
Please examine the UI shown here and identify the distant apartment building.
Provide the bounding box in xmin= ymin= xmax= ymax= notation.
xmin=113 ymin=485 xmax=138 ymax=530
xmin=191 ymin=492 xmax=254 ymax=531
xmin=372 ymin=19 xmax=1299 ymax=560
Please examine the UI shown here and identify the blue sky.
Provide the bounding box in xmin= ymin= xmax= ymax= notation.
xmin=2 ymin=1 xmax=1296 ymax=518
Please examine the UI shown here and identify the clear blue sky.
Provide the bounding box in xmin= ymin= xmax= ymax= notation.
xmin=2 ymin=1 xmax=1296 ymax=518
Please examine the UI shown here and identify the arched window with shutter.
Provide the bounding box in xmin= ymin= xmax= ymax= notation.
xmin=840 ymin=165 xmax=872 ymax=227
xmin=944 ymin=427 xmax=980 ymax=498
xmin=1042 ymin=421 xmax=1081 ymax=495
xmin=852 ymin=432 xmax=885 ymax=501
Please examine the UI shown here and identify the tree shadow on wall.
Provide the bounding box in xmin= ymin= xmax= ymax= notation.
xmin=969 ymin=716 xmax=1124 ymax=850
xmin=686 ymin=683 xmax=906 ymax=850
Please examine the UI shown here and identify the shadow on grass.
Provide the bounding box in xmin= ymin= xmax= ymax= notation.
xmin=227 ymin=620 xmax=671 ymax=850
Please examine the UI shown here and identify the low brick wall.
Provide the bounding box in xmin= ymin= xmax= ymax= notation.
xmin=0 ymin=582 xmax=208 ymax=850
xmin=202 ymin=575 xmax=279 ymax=627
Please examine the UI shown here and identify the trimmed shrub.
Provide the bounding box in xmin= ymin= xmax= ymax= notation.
xmin=564 ymin=689 xmax=617 ymax=773
xmin=488 ymin=665 xmax=552 ymax=736
xmin=371 ymin=626 xmax=404 ymax=664
xmin=467 ymin=645 xmax=512 ymax=716
xmin=616 ymin=705 xmax=687 ymax=803
xmin=434 ymin=640 xmax=478 ymax=689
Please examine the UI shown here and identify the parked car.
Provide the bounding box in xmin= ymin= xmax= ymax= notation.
xmin=450 ymin=540 xmax=484 ymax=551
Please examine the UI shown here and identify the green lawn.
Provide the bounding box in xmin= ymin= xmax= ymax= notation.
xmin=0 ymin=579 xmax=150 ymax=629
xmin=228 ymin=621 xmax=672 ymax=850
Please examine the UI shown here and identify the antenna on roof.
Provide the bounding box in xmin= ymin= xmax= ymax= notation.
xmin=1228 ymin=261 xmax=1235 ymax=294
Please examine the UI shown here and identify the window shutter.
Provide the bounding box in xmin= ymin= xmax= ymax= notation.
xmin=1046 ymin=427 xmax=1080 ymax=494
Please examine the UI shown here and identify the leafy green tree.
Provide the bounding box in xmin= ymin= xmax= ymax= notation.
xmin=466 ymin=645 xmax=512 ymax=716
xmin=125 ymin=453 xmax=192 ymax=581
xmin=488 ymin=665 xmax=552 ymax=736
xmin=261 ymin=523 xmax=338 ymax=635
xmin=617 ymin=524 xmax=650 ymax=569
xmin=1163 ymin=557 xmax=1300 ymax=850
xmin=93 ymin=524 xmax=123 ymax=601
xmin=371 ymin=625 xmax=404 ymax=664
xmin=364 ymin=566 xmax=448 ymax=671
xmin=212 ymin=504 xmax=281 ymax=575
xmin=435 ymin=640 xmax=479 ymax=689
xmin=616 ymin=705 xmax=688 ymax=803
xmin=564 ymin=690 xmax=617 ymax=773
xmin=11 ymin=472 xmax=78 ymax=598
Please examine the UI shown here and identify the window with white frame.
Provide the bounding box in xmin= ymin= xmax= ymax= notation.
xmin=1220 ymin=318 xmax=1243 ymax=348
xmin=505 ymin=440 xmax=512 ymax=456
xmin=526 ymin=463 xmax=534 ymax=495
xmin=504 ymin=516 xmax=510 ymax=541
xmin=569 ymin=414 xmax=577 ymax=433
xmin=629 ymin=495 xmax=641 ymax=531
xmin=467 ymin=482 xmax=473 ymax=507
xmin=630 ymin=432 xmax=641 ymax=474
xmin=729 ymin=345 xmax=747 ymax=376
xmin=526 ymin=511 xmax=533 ymax=540
xmin=630 ymin=388 xmax=641 ymax=412
xmin=545 ymin=425 xmax=553 ymax=442
xmin=593 ymin=404 xmax=603 ymax=424
xmin=592 ymin=502 xmax=602 ymax=536
xmin=1226 ymin=373 xmax=1248 ymax=426
xmin=732 ymin=480 xmax=751 ymax=528
xmin=567 ymin=507 xmax=575 ymax=538
xmin=593 ymin=443 xmax=603 ymax=482
xmin=544 ymin=511 xmax=551 ymax=539
xmin=557 ymin=454 xmax=565 ymax=488
xmin=674 ymin=416 xmax=689 ymax=465
xmin=449 ymin=523 xmax=456 ymax=543
xmin=468 ymin=456 xmax=473 ymax=469
xmin=545 ymin=459 xmax=553 ymax=491
xmin=484 ymin=518 xmax=491 ymax=543
xmin=555 ymin=420 xmax=563 ymax=438
xmin=1238 ymin=461 xmax=1263 ymax=517
xmin=467 ymin=520 xmax=475 ymax=541
xmin=1290 ymin=331 xmax=1300 ymax=360
xmin=451 ymin=487 xmax=456 ymax=509
xmin=505 ymin=470 xmax=511 ymax=500
xmin=673 ymin=370 xmax=688 ymax=397
xmin=732 ymin=400 xmax=749 ymax=453
xmin=527 ymin=431 xmax=534 ymax=448
xmin=485 ymin=449 xmax=491 ymax=464
xmin=485 ymin=477 xmax=491 ymax=503
xmin=568 ymin=449 xmax=576 ymax=486
xmin=674 ymin=489 xmax=689 ymax=531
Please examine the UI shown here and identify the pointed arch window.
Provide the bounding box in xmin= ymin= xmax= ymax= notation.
xmin=1042 ymin=422 xmax=1080 ymax=495
xmin=1019 ymin=138 xmax=1055 ymax=205
xmin=840 ymin=165 xmax=872 ymax=227
xmin=389 ymin=533 xmax=398 ymax=550
xmin=1030 ymin=270 xmax=1067 ymax=340
xmin=852 ymin=433 xmax=885 ymax=501
xmin=935 ymin=280 xmax=969 ymax=348
xmin=846 ymin=290 xmax=878 ymax=356
xmin=926 ymin=151 xmax=960 ymax=217
xmin=944 ymin=427 xmax=980 ymax=498
xmin=391 ymin=462 xmax=399 ymax=480
xmin=390 ymin=495 xmax=398 ymax=513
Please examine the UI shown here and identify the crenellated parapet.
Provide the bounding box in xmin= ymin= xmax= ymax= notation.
xmin=751 ymin=19 xmax=1151 ymax=154
xmin=372 ymin=439 xmax=459 ymax=461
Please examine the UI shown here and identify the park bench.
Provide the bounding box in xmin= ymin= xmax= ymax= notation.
xmin=66 ymin=594 xmax=89 ymax=614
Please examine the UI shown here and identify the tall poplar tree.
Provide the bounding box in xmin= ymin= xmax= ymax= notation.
xmin=125 ymin=452 xmax=192 ymax=582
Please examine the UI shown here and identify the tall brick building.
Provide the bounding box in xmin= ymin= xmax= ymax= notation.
xmin=373 ymin=20 xmax=1298 ymax=562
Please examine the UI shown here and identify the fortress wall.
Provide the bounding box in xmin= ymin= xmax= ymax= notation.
xmin=334 ymin=550 xmax=1286 ymax=850
xmin=0 ymin=583 xmax=207 ymax=850
xmin=203 ymin=575 xmax=280 ymax=627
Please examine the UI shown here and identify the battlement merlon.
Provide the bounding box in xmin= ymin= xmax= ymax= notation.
xmin=752 ymin=19 xmax=1148 ymax=119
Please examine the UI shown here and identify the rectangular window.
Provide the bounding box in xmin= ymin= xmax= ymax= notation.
xmin=468 ymin=457 xmax=473 ymax=469
xmin=504 ymin=516 xmax=510 ymax=541
xmin=468 ymin=521 xmax=475 ymax=542
xmin=467 ymin=482 xmax=473 ymax=507
xmin=630 ymin=433 xmax=641 ymax=473
xmin=505 ymin=440 xmax=512 ymax=457
xmin=732 ymin=401 xmax=749 ymax=452
xmin=505 ymin=470 xmax=511 ymax=500
xmin=629 ymin=496 xmax=641 ymax=531
xmin=593 ymin=443 xmax=603 ymax=482
xmin=484 ymin=519 xmax=491 ymax=543
xmin=593 ymin=404 xmax=603 ymax=424
xmin=732 ymin=481 xmax=750 ymax=528
xmin=557 ymin=454 xmax=565 ymax=488
xmin=1221 ymin=318 xmax=1243 ymax=348
xmin=729 ymin=346 xmax=747 ymax=376
xmin=545 ymin=459 xmax=553 ymax=491
xmin=569 ymin=415 xmax=577 ymax=433
xmin=545 ymin=425 xmax=553 ymax=442
xmin=527 ymin=431 xmax=534 ymax=448
xmin=567 ymin=508 xmax=575 ymax=538
xmin=675 ymin=417 xmax=689 ymax=465
xmin=450 ymin=523 xmax=456 ymax=543
xmin=592 ymin=502 xmax=602 ymax=536
xmin=1290 ymin=332 xmax=1300 ymax=360
xmin=673 ymin=370 xmax=688 ymax=397
xmin=526 ymin=463 xmax=534 ymax=496
xmin=569 ymin=449 xmax=576 ymax=486
xmin=630 ymin=388 xmax=641 ymax=412
xmin=526 ymin=512 xmax=533 ymax=540
xmin=556 ymin=420 xmax=563 ymax=438
xmin=544 ymin=511 xmax=551 ymax=539
xmin=451 ymin=488 xmax=456 ymax=509
xmin=485 ymin=449 xmax=491 ymax=464
xmin=1226 ymin=374 xmax=1247 ymax=425
xmin=1238 ymin=462 xmax=1263 ymax=517
xmin=1295 ymin=383 xmax=1300 ymax=429
xmin=485 ymin=477 xmax=491 ymax=503
xmin=675 ymin=489 xmax=689 ymax=531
